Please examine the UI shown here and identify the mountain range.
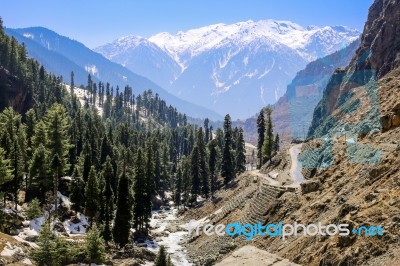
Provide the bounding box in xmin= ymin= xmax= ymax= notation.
xmin=5 ymin=27 xmax=223 ymax=120
xmin=96 ymin=20 xmax=360 ymax=118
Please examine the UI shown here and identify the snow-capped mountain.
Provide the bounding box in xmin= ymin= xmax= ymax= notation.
xmin=96 ymin=19 xmax=360 ymax=118
xmin=95 ymin=35 xmax=181 ymax=88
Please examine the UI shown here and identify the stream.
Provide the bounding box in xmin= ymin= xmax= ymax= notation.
xmin=145 ymin=207 xmax=192 ymax=265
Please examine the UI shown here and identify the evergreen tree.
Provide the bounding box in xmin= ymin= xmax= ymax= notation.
xmin=30 ymin=222 xmax=66 ymax=266
xmin=80 ymin=140 xmax=92 ymax=182
xmin=235 ymin=128 xmax=246 ymax=174
xmin=174 ymin=168 xmax=182 ymax=207
xmin=257 ymin=109 xmax=265 ymax=168
xmin=44 ymin=104 xmax=71 ymax=176
xmin=196 ymin=128 xmax=209 ymax=198
xmin=112 ymin=163 xmax=132 ymax=247
xmin=29 ymin=144 xmax=48 ymax=201
xmin=190 ymin=145 xmax=200 ymax=202
xmin=221 ymin=114 xmax=234 ymax=184
xmin=30 ymin=222 xmax=57 ymax=266
xmin=208 ymin=140 xmax=217 ymax=198
xmin=101 ymin=156 xmax=114 ymax=241
xmin=69 ymin=168 xmax=85 ymax=213
xmin=133 ymin=148 xmax=146 ymax=233
xmin=85 ymin=166 xmax=99 ymax=225
xmin=181 ymin=157 xmax=190 ymax=206
xmin=204 ymin=118 xmax=210 ymax=144
xmin=50 ymin=154 xmax=61 ymax=220
xmin=262 ymin=108 xmax=274 ymax=163
xmin=144 ymin=144 xmax=155 ymax=229
xmin=26 ymin=198 xmax=42 ymax=220
xmin=85 ymin=225 xmax=106 ymax=264
xmin=70 ymin=71 xmax=74 ymax=95
xmin=274 ymin=134 xmax=280 ymax=153
xmin=155 ymin=245 xmax=168 ymax=266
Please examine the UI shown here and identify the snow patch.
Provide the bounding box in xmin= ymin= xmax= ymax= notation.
xmin=63 ymin=212 xmax=89 ymax=235
xmin=1 ymin=243 xmax=23 ymax=257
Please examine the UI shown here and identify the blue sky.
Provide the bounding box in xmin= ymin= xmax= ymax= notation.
xmin=2 ymin=0 xmax=373 ymax=48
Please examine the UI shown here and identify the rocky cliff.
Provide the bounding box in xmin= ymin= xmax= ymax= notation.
xmin=308 ymin=0 xmax=400 ymax=138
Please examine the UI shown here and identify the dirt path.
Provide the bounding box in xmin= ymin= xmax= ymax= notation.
xmin=288 ymin=144 xmax=304 ymax=185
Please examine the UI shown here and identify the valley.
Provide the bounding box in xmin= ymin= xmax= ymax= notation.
xmin=1 ymin=0 xmax=399 ymax=265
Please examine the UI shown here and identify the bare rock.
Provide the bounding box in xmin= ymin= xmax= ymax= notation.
xmin=300 ymin=180 xmax=321 ymax=194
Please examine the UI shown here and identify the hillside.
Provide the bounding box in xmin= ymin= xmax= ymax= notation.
xmin=5 ymin=27 xmax=222 ymax=120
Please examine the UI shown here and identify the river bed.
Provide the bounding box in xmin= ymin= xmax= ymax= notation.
xmin=145 ymin=207 xmax=192 ymax=266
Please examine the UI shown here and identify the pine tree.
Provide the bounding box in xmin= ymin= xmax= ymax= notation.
xmin=26 ymin=198 xmax=42 ymax=220
xmin=235 ymin=128 xmax=246 ymax=174
xmin=51 ymin=154 xmax=61 ymax=220
xmin=30 ymin=222 xmax=56 ymax=265
xmin=190 ymin=145 xmax=200 ymax=202
xmin=85 ymin=225 xmax=106 ymax=264
xmin=155 ymin=245 xmax=168 ymax=266
xmin=44 ymin=104 xmax=71 ymax=176
xmin=112 ymin=163 xmax=132 ymax=247
xmin=204 ymin=118 xmax=210 ymax=144
xmin=257 ymin=109 xmax=265 ymax=168
xmin=85 ymin=166 xmax=99 ymax=225
xmin=144 ymin=144 xmax=155 ymax=229
xmin=196 ymin=128 xmax=209 ymax=198
xmin=70 ymin=71 xmax=74 ymax=95
xmin=101 ymin=156 xmax=114 ymax=241
xmin=0 ymin=107 xmax=24 ymax=209
xmin=174 ymin=168 xmax=182 ymax=207
xmin=69 ymin=168 xmax=85 ymax=213
xmin=181 ymin=157 xmax=190 ymax=206
xmin=208 ymin=140 xmax=217 ymax=198
xmin=30 ymin=222 xmax=62 ymax=266
xmin=274 ymin=134 xmax=280 ymax=154
xmin=221 ymin=114 xmax=234 ymax=184
xmin=133 ymin=148 xmax=146 ymax=233
xmin=80 ymin=140 xmax=92 ymax=182
xmin=29 ymin=144 xmax=48 ymax=201
xmin=262 ymin=108 xmax=274 ymax=163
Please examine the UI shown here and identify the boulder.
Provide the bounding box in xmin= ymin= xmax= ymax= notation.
xmin=392 ymin=114 xmax=400 ymax=127
xmin=1 ymin=209 xmax=25 ymax=235
xmin=300 ymin=180 xmax=321 ymax=194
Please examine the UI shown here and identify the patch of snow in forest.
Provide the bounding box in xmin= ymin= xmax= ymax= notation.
xmin=22 ymin=258 xmax=33 ymax=265
xmin=0 ymin=243 xmax=24 ymax=257
xmin=63 ymin=212 xmax=89 ymax=235
xmin=57 ymin=191 xmax=72 ymax=209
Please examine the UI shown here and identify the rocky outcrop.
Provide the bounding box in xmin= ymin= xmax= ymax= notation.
xmin=300 ymin=180 xmax=321 ymax=194
xmin=354 ymin=0 xmax=400 ymax=79
xmin=381 ymin=103 xmax=400 ymax=130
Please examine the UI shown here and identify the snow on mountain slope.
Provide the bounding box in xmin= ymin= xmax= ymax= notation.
xmin=96 ymin=19 xmax=360 ymax=118
xmin=95 ymin=35 xmax=181 ymax=87
xmin=149 ymin=20 xmax=359 ymax=66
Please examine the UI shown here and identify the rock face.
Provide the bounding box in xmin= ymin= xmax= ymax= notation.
xmin=355 ymin=0 xmax=400 ymax=79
